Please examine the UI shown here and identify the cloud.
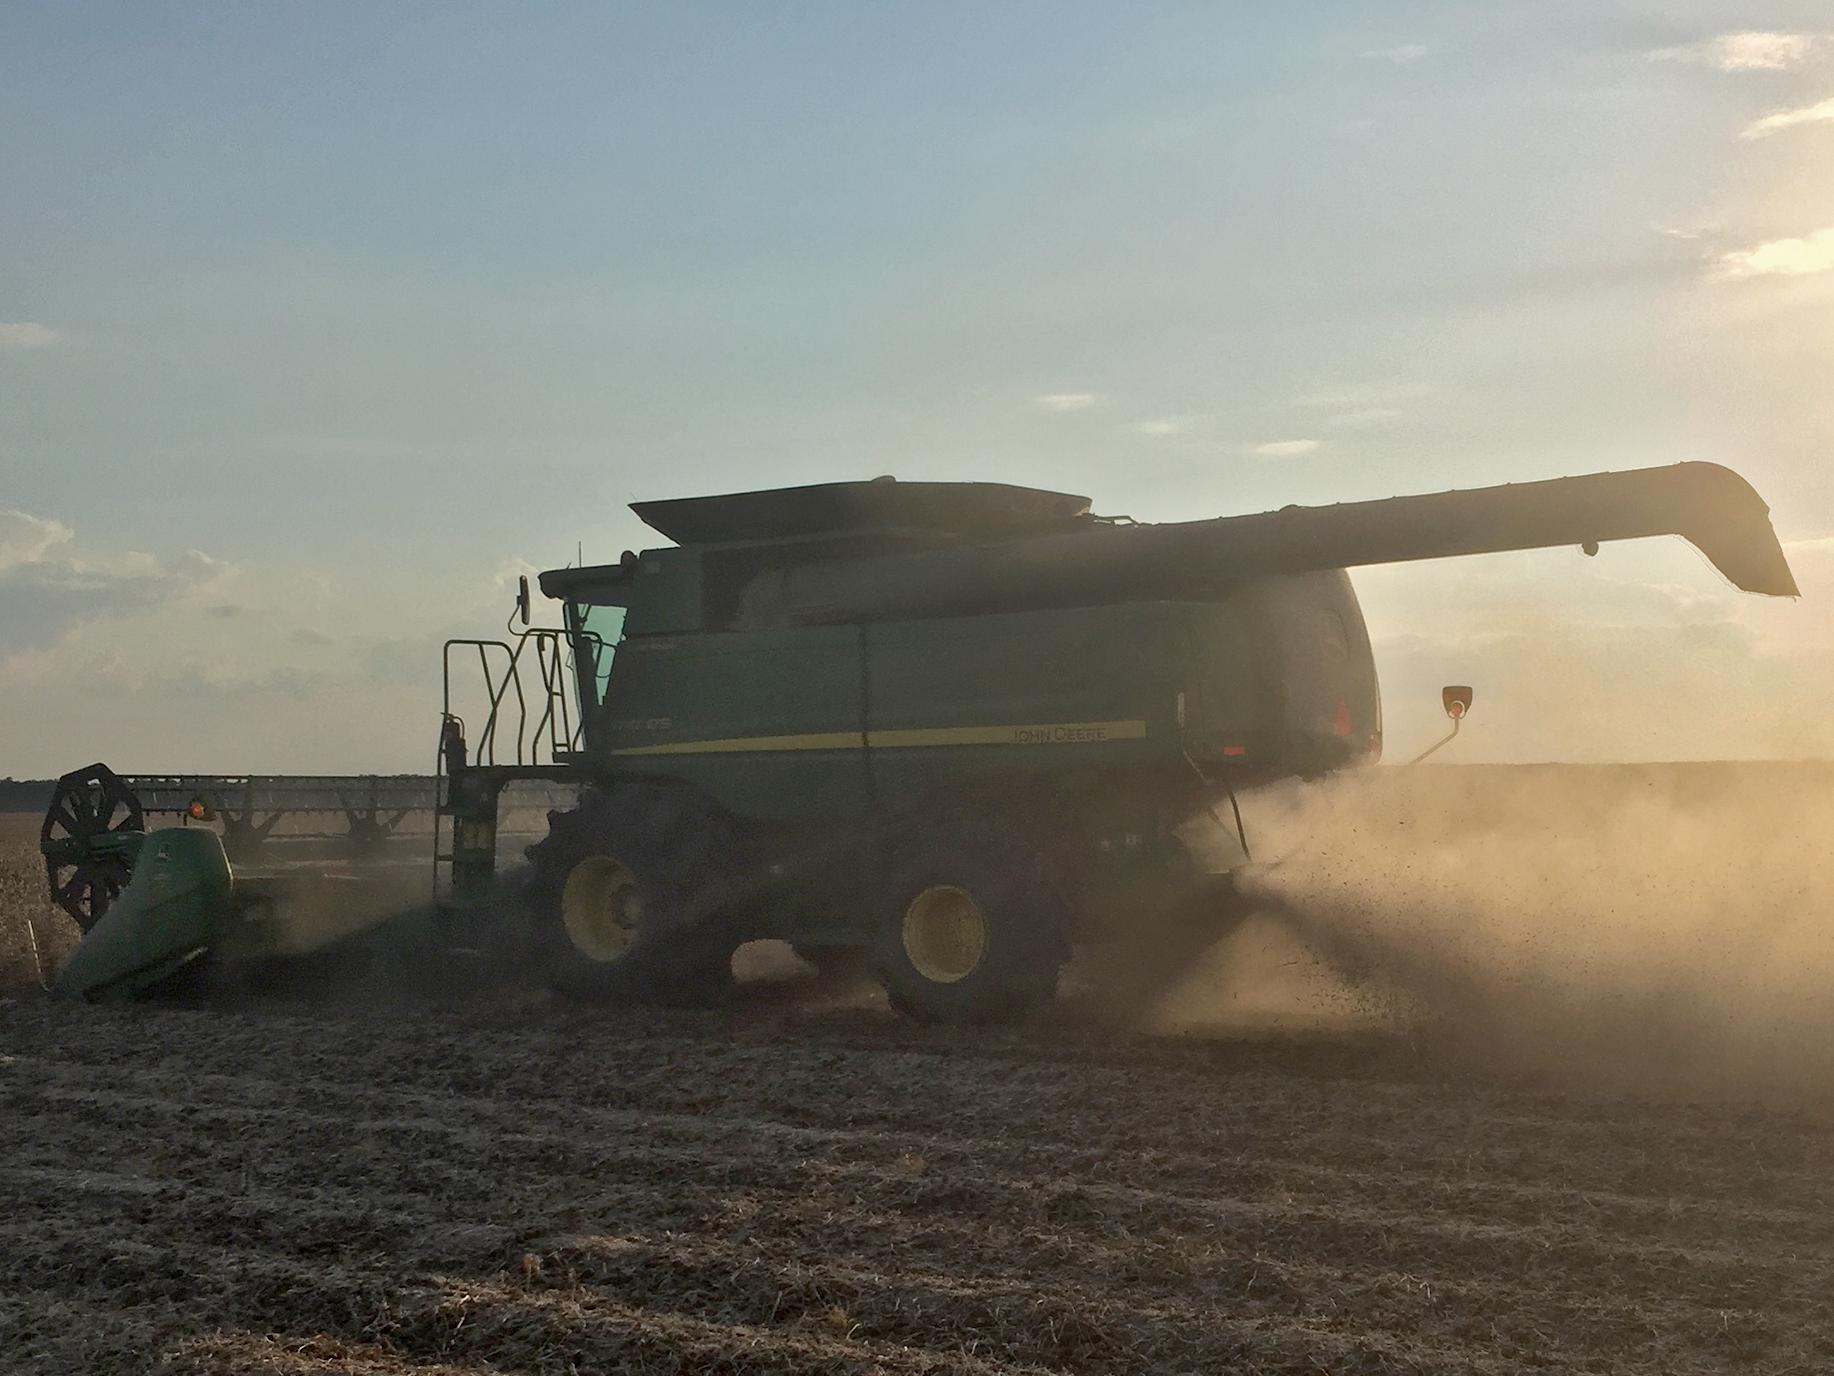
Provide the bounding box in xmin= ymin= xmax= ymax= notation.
xmin=1652 ymin=32 xmax=1822 ymax=72
xmin=0 ymin=510 xmax=74 ymax=569
xmin=1714 ymin=227 xmax=1834 ymax=279
xmin=1132 ymin=417 xmax=1189 ymax=437
xmin=0 ymin=516 xmax=237 ymax=656
xmin=1363 ymin=44 xmax=1429 ymax=65
xmin=1252 ymin=439 xmax=1323 ymax=458
xmin=0 ymin=322 xmax=58 ymax=351
xmin=1743 ymin=95 xmax=1834 ymax=138
xmin=1032 ymin=392 xmax=1100 ymax=413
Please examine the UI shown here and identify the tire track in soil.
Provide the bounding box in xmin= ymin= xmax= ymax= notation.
xmin=0 ymin=1162 xmax=1807 ymax=1346
xmin=11 ymin=1024 xmax=1832 ymax=1205
xmin=10 ymin=1067 xmax=1834 ymax=1258
xmin=0 ymin=1154 xmax=1813 ymax=1373
xmin=9 ymin=1095 xmax=1827 ymax=1296
xmin=5 ymin=998 xmax=1834 ymax=1373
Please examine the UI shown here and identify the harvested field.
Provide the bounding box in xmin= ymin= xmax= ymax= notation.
xmin=8 ymin=988 xmax=1834 ymax=1374
xmin=6 ymin=809 xmax=1834 ymax=1373
xmin=0 ymin=814 xmax=78 ymax=994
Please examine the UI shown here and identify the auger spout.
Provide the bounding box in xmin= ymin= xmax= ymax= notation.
xmin=741 ymin=462 xmax=1796 ymax=627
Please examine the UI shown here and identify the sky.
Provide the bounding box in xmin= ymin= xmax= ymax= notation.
xmin=1 ymin=1 xmax=1830 ymax=776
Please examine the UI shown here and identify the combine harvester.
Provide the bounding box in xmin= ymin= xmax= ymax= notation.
xmin=39 ymin=462 xmax=1798 ymax=1019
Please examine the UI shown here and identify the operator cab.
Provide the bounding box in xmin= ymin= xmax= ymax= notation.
xmin=540 ymin=560 xmax=637 ymax=738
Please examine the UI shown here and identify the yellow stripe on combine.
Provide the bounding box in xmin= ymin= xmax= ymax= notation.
xmin=609 ymin=730 xmax=857 ymax=757
xmin=873 ymin=721 xmax=1146 ymax=748
xmin=607 ymin=719 xmax=1147 ymax=757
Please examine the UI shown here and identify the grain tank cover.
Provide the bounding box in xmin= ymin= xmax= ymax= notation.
xmin=631 ymin=479 xmax=1091 ymax=546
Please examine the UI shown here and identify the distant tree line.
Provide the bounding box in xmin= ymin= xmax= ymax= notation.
xmin=0 ymin=779 xmax=53 ymax=813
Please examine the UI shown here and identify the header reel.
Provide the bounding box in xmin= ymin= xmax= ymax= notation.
xmin=40 ymin=764 xmax=146 ymax=932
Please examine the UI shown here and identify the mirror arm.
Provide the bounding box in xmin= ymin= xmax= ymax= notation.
xmin=1408 ymin=715 xmax=1463 ymax=765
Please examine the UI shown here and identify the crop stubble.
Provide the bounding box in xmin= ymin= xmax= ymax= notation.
xmin=4 ymin=816 xmax=1834 ymax=1374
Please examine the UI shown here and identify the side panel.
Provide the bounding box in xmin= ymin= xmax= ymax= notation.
xmin=862 ymin=604 xmax=1182 ymax=809
xmin=580 ymin=584 xmax=1379 ymax=942
xmin=594 ymin=626 xmax=869 ymax=821
xmin=864 ymin=603 xmax=1266 ymax=946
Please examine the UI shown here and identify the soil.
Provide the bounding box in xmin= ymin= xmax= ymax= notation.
xmin=5 ymin=813 xmax=1834 ymax=1373
xmin=0 ymin=814 xmax=79 ymax=994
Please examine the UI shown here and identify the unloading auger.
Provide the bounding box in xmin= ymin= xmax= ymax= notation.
xmin=39 ymin=461 xmax=1798 ymax=1017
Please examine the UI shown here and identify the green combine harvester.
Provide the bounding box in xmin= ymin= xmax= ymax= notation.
xmin=39 ymin=461 xmax=1799 ymax=1019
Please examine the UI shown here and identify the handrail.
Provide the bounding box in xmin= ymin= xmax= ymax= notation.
xmin=440 ymin=628 xmax=609 ymax=771
xmin=444 ymin=633 xmax=563 ymax=769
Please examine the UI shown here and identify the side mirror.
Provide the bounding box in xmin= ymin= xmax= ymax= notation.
xmin=1411 ymin=685 xmax=1475 ymax=764
xmin=516 ymin=575 xmax=532 ymax=627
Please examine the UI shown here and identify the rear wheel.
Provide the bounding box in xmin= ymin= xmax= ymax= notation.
xmin=526 ymin=785 xmax=746 ymax=1003
xmin=872 ymin=821 xmax=1069 ymax=1024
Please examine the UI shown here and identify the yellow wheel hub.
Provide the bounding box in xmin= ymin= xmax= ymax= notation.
xmin=561 ymin=855 xmax=644 ymax=962
xmin=902 ymin=885 xmax=989 ymax=984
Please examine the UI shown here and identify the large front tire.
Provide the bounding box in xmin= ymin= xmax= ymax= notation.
xmin=872 ymin=821 xmax=1069 ymax=1024
xmin=525 ymin=785 xmax=745 ymax=1004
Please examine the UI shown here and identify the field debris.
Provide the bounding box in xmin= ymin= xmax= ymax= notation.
xmin=4 ymin=989 xmax=1834 ymax=1374
xmin=1231 ymin=762 xmax=1834 ymax=1102
xmin=0 ymin=824 xmax=77 ymax=996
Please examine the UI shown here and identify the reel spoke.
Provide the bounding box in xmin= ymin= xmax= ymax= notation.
xmin=40 ymin=763 xmax=145 ymax=931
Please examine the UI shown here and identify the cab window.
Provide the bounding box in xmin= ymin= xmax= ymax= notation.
xmin=570 ymin=602 xmax=627 ymax=712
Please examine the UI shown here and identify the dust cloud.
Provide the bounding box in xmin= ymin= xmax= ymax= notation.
xmin=1201 ymin=762 xmax=1834 ymax=1103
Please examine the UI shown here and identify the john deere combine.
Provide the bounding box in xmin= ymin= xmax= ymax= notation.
xmin=40 ymin=461 xmax=1799 ymax=1019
